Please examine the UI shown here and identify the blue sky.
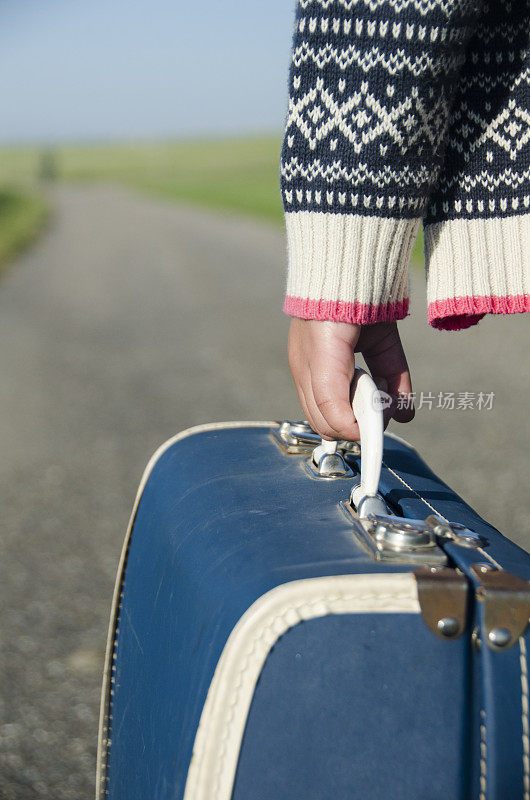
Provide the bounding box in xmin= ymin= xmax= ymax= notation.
xmin=0 ymin=0 xmax=295 ymax=144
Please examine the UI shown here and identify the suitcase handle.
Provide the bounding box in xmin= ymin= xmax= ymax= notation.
xmin=312 ymin=368 xmax=386 ymax=515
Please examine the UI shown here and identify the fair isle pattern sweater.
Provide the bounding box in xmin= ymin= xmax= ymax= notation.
xmin=280 ymin=0 xmax=530 ymax=330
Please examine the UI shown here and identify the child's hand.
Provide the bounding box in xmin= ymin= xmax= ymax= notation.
xmin=288 ymin=318 xmax=415 ymax=441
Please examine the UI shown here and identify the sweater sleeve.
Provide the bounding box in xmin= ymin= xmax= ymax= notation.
xmin=280 ymin=0 xmax=480 ymax=324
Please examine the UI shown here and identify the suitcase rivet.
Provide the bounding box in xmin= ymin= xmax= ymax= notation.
xmin=437 ymin=617 xmax=460 ymax=637
xmin=488 ymin=627 xmax=512 ymax=648
xmin=476 ymin=563 xmax=496 ymax=574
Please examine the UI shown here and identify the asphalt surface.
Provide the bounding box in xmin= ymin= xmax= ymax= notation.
xmin=0 ymin=185 xmax=528 ymax=799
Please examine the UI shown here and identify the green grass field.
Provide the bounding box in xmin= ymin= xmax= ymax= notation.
xmin=0 ymin=136 xmax=424 ymax=265
xmin=61 ymin=137 xmax=285 ymax=223
xmin=0 ymin=137 xmax=285 ymax=222
xmin=0 ymin=190 xmax=48 ymax=267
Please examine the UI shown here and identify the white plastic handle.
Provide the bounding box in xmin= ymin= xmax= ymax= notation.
xmin=350 ymin=367 xmax=384 ymax=503
xmin=312 ymin=367 xmax=385 ymax=514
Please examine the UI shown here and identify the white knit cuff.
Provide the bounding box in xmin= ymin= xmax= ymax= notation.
xmin=424 ymin=213 xmax=530 ymax=330
xmin=284 ymin=211 xmax=420 ymax=324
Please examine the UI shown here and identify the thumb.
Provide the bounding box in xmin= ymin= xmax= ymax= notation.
xmin=360 ymin=324 xmax=415 ymax=424
xmin=387 ymin=369 xmax=415 ymax=424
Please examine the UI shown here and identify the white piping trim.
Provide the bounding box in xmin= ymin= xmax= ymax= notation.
xmin=183 ymin=573 xmax=420 ymax=800
xmin=520 ymin=636 xmax=530 ymax=800
xmin=95 ymin=421 xmax=277 ymax=798
xmin=479 ymin=709 xmax=487 ymax=800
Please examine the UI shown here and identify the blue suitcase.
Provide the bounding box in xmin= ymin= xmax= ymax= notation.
xmin=96 ymin=372 xmax=530 ymax=800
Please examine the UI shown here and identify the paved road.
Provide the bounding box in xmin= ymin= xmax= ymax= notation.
xmin=0 ymin=186 xmax=528 ymax=798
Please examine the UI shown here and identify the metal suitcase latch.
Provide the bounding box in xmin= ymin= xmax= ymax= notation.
xmin=424 ymin=515 xmax=487 ymax=549
xmin=272 ymin=420 xmax=360 ymax=457
xmin=305 ymin=439 xmax=355 ymax=480
xmin=470 ymin=563 xmax=530 ymax=650
xmin=340 ymin=506 xmax=449 ymax=566
xmin=305 ymin=450 xmax=354 ymax=479
xmin=414 ymin=566 xmax=469 ymax=639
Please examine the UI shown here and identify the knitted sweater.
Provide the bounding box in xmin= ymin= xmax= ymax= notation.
xmin=280 ymin=0 xmax=530 ymax=331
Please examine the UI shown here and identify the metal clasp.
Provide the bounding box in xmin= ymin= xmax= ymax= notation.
xmin=340 ymin=497 xmax=488 ymax=567
xmin=424 ymin=515 xmax=488 ymax=549
xmin=470 ymin=563 xmax=530 ymax=650
xmin=272 ymin=421 xmax=360 ymax=457
xmin=340 ymin=504 xmax=448 ymax=566
xmin=304 ymin=442 xmax=354 ymax=480
xmin=414 ymin=566 xmax=469 ymax=639
xmin=273 ymin=421 xmax=321 ymax=453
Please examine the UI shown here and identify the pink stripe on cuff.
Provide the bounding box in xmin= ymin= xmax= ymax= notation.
xmin=428 ymin=293 xmax=530 ymax=331
xmin=284 ymin=296 xmax=409 ymax=325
